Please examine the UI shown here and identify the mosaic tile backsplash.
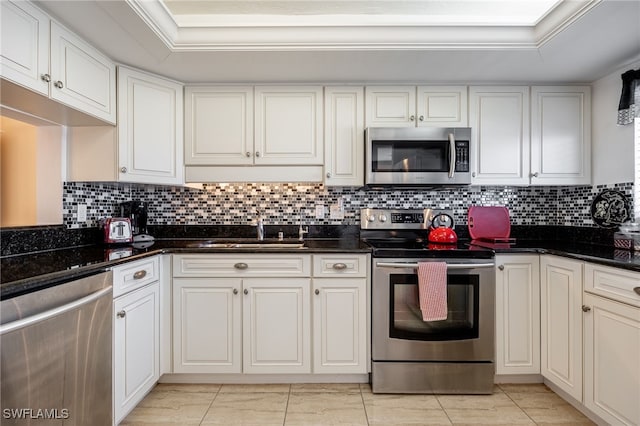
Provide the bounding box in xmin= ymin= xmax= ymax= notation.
xmin=62 ymin=182 xmax=635 ymax=229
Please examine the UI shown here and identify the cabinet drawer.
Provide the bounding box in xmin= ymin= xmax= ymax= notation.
xmin=312 ymin=254 xmax=368 ymax=277
xmin=173 ymin=254 xmax=311 ymax=277
xmin=112 ymin=256 xmax=159 ymax=298
xmin=584 ymin=263 xmax=640 ymax=308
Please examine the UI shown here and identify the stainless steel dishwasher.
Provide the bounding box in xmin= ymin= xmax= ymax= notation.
xmin=1 ymin=271 xmax=113 ymax=425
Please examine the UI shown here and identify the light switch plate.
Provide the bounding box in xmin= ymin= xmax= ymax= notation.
xmin=77 ymin=204 xmax=87 ymax=222
xmin=329 ymin=204 xmax=344 ymax=220
xmin=315 ymin=204 xmax=325 ymax=219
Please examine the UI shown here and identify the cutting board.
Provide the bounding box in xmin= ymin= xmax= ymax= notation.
xmin=467 ymin=206 xmax=511 ymax=241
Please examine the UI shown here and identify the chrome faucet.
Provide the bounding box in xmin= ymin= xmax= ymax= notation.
xmin=298 ymin=211 xmax=309 ymax=241
xmin=256 ymin=210 xmax=264 ymax=241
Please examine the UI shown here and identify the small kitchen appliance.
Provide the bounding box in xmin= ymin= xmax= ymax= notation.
xmin=119 ymin=200 xmax=153 ymax=242
xmin=102 ymin=217 xmax=133 ymax=244
xmin=361 ymin=208 xmax=495 ymax=394
xmin=365 ymin=127 xmax=471 ymax=187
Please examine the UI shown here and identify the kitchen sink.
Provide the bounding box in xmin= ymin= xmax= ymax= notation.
xmin=187 ymin=241 xmax=306 ymax=249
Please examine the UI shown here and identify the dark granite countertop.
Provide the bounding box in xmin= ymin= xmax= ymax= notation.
xmin=0 ymin=238 xmax=371 ymax=299
xmin=3 ymin=231 xmax=640 ymax=300
xmin=469 ymin=239 xmax=640 ymax=271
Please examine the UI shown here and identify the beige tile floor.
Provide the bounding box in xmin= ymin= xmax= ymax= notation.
xmin=121 ymin=382 xmax=596 ymax=426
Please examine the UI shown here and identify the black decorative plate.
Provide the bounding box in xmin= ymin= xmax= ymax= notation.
xmin=590 ymin=190 xmax=631 ymax=228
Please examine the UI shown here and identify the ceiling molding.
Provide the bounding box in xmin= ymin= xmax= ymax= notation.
xmin=126 ymin=0 xmax=601 ymax=51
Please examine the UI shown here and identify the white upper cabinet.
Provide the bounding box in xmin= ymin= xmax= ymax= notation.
xmin=0 ymin=0 xmax=50 ymax=95
xmin=530 ymin=86 xmax=591 ymax=185
xmin=118 ymin=66 xmax=184 ymax=185
xmin=0 ymin=1 xmax=115 ymax=124
xmin=469 ymin=86 xmax=531 ymax=185
xmin=324 ymin=86 xmax=365 ymax=186
xmin=184 ymin=86 xmax=254 ymax=166
xmin=254 ymin=86 xmax=323 ymax=165
xmin=416 ymin=86 xmax=468 ymax=127
xmin=365 ymin=86 xmax=467 ymax=127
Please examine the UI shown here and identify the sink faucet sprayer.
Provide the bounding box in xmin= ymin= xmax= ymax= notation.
xmin=256 ymin=210 xmax=264 ymax=241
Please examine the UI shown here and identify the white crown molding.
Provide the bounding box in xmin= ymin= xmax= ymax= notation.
xmin=126 ymin=0 xmax=601 ymax=51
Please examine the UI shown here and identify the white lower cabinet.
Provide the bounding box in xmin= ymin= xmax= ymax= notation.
xmin=540 ymin=255 xmax=583 ymax=402
xmin=172 ymin=278 xmax=242 ymax=373
xmin=171 ymin=253 xmax=369 ymax=376
xmin=113 ymin=274 xmax=160 ymax=424
xmin=583 ymin=263 xmax=640 ymax=425
xmin=313 ymin=278 xmax=367 ymax=374
xmin=243 ymin=278 xmax=311 ymax=373
xmin=495 ymin=254 xmax=540 ymax=375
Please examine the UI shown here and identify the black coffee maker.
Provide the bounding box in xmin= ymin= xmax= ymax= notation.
xmin=119 ymin=200 xmax=153 ymax=243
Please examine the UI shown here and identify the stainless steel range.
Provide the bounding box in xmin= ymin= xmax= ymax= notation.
xmin=362 ymin=208 xmax=495 ymax=394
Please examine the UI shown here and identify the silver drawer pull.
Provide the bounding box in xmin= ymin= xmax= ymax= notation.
xmin=133 ymin=270 xmax=147 ymax=280
xmin=234 ymin=263 xmax=249 ymax=270
xmin=634 ymin=287 xmax=640 ymax=296
xmin=332 ymin=263 xmax=348 ymax=270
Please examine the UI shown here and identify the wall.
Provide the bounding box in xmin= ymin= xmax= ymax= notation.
xmin=591 ymin=56 xmax=640 ymax=185
xmin=62 ymin=181 xmax=634 ymax=229
xmin=1 ymin=116 xmax=37 ymax=226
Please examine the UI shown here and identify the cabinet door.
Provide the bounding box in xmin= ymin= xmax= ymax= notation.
xmin=172 ymin=278 xmax=242 ymax=374
xmin=324 ymin=86 xmax=365 ymax=186
xmin=469 ymin=86 xmax=530 ymax=185
xmin=114 ymin=282 xmax=159 ymax=424
xmin=495 ymin=255 xmax=540 ymax=375
xmin=416 ymin=86 xmax=468 ymax=127
xmin=184 ymin=86 xmax=254 ymax=165
xmin=243 ymin=278 xmax=311 ymax=374
xmin=365 ymin=86 xmax=416 ymax=127
xmin=0 ymin=0 xmax=49 ymax=95
xmin=312 ymin=278 xmax=367 ymax=374
xmin=254 ymin=86 xmax=323 ymax=165
xmin=49 ymin=21 xmax=116 ymax=124
xmin=118 ymin=66 xmax=184 ymax=185
xmin=540 ymin=256 xmax=583 ymax=401
xmin=584 ymin=293 xmax=640 ymax=426
xmin=531 ymin=86 xmax=591 ymax=185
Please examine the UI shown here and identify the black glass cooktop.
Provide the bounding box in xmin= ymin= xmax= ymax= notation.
xmin=363 ymin=238 xmax=494 ymax=259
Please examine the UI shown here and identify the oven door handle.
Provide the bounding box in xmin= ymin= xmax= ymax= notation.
xmin=375 ymin=262 xmax=495 ymax=270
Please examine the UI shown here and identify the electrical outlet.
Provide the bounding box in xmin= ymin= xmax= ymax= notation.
xmin=77 ymin=204 xmax=87 ymax=222
xmin=315 ymin=204 xmax=325 ymax=219
xmin=329 ymin=204 xmax=344 ymax=220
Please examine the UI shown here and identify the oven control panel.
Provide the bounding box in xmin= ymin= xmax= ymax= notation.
xmin=360 ymin=208 xmax=454 ymax=230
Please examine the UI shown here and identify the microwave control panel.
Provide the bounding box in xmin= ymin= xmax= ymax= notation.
xmin=455 ymin=140 xmax=470 ymax=172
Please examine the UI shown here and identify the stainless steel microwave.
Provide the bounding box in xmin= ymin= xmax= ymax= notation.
xmin=365 ymin=127 xmax=472 ymax=186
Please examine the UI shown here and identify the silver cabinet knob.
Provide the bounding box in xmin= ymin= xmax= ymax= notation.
xmin=120 ymin=167 xmax=127 ymax=173
xmin=245 ymin=152 xmax=251 ymax=157
xmin=410 ymin=115 xmax=415 ymax=122
xmin=582 ymin=305 xmax=591 ymax=312
xmin=326 ymin=172 xmax=331 ymax=178
xmin=419 ymin=115 xmax=424 ymax=121
xmin=41 ymin=74 xmax=51 ymax=82
xmin=315 ymin=289 xmax=320 ymax=295
xmin=633 ymin=287 xmax=640 ymax=295
xmin=133 ymin=270 xmax=147 ymax=280
xmin=234 ymin=262 xmax=248 ymax=270
xmin=531 ymin=172 xmax=539 ymax=178
xmin=498 ymin=265 xmax=504 ymax=271
xmin=255 ymin=152 xmax=261 ymax=157
xmin=244 ymin=289 xmax=249 ymax=295
xmin=117 ymin=310 xmax=126 ymax=318
xmin=54 ymin=80 xmax=64 ymax=89
xmin=233 ymin=288 xmax=238 ymax=295
xmin=472 ymin=172 xmax=476 ymax=178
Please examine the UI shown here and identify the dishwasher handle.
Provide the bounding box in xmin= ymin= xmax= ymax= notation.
xmin=375 ymin=262 xmax=495 ymax=270
xmin=0 ymin=286 xmax=113 ymax=335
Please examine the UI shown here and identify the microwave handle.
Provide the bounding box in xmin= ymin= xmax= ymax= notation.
xmin=448 ymin=133 xmax=456 ymax=178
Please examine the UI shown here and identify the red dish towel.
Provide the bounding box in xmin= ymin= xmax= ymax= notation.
xmin=418 ymin=262 xmax=448 ymax=321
